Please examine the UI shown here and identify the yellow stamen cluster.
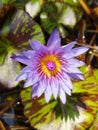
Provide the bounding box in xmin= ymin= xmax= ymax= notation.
xmin=40 ymin=55 xmax=61 ymax=77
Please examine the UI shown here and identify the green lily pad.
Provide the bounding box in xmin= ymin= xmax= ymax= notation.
xmin=5 ymin=9 xmax=45 ymax=48
xmin=0 ymin=8 xmax=45 ymax=58
xmin=40 ymin=1 xmax=83 ymax=34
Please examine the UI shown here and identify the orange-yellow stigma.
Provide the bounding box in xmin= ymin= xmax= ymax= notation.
xmin=40 ymin=55 xmax=61 ymax=77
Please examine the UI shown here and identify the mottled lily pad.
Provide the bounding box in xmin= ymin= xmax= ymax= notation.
xmin=0 ymin=9 xmax=45 ymax=88
xmin=72 ymin=66 xmax=98 ymax=129
xmin=21 ymin=65 xmax=98 ymax=130
xmin=21 ymin=87 xmax=57 ymax=127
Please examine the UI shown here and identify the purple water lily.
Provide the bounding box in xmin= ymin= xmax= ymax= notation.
xmin=12 ymin=29 xmax=89 ymax=104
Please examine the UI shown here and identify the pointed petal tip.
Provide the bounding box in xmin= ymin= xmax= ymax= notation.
xmin=24 ymin=83 xmax=29 ymax=88
xmin=29 ymin=39 xmax=35 ymax=47
xmin=53 ymin=28 xmax=59 ymax=33
xmin=44 ymin=92 xmax=52 ymax=103
xmin=16 ymin=76 xmax=21 ymax=81
xmin=76 ymin=74 xmax=85 ymax=80
xmin=32 ymin=93 xmax=37 ymax=98
xmin=80 ymin=75 xmax=85 ymax=80
xmin=47 ymin=28 xmax=61 ymax=49
xmin=84 ymin=46 xmax=89 ymax=51
xmin=68 ymin=92 xmax=72 ymax=96
xmin=45 ymin=95 xmax=51 ymax=103
xmin=11 ymin=55 xmax=16 ymax=60
xmin=29 ymin=39 xmax=46 ymax=51
xmin=29 ymin=39 xmax=37 ymax=45
xmin=60 ymin=98 xmax=66 ymax=104
xmin=29 ymin=39 xmax=36 ymax=46
xmin=59 ymin=88 xmax=66 ymax=104
xmin=70 ymin=41 xmax=77 ymax=45
xmin=45 ymin=99 xmax=49 ymax=103
xmin=24 ymin=79 xmax=32 ymax=87
xmin=24 ymin=83 xmax=30 ymax=88
xmin=37 ymin=83 xmax=46 ymax=97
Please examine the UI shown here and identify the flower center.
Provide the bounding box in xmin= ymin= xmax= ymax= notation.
xmin=46 ymin=61 xmax=56 ymax=71
xmin=40 ymin=55 xmax=61 ymax=77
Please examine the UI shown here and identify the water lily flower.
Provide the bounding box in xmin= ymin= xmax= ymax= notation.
xmin=12 ymin=29 xmax=89 ymax=104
